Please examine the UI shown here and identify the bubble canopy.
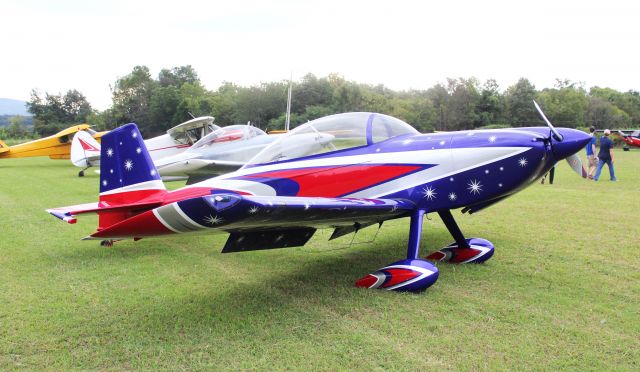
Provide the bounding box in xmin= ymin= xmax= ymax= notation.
xmin=189 ymin=125 xmax=267 ymax=152
xmin=245 ymin=112 xmax=418 ymax=166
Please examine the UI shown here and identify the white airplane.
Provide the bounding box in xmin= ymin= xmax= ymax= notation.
xmin=153 ymin=124 xmax=279 ymax=184
xmin=71 ymin=116 xmax=218 ymax=176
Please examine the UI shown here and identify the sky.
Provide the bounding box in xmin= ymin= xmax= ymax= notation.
xmin=1 ymin=0 xmax=639 ymax=110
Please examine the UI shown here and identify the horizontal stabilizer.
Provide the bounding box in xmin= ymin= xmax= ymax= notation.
xmin=222 ymin=227 xmax=316 ymax=252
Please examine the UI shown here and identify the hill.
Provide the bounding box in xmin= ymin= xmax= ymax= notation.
xmin=0 ymin=98 xmax=30 ymax=116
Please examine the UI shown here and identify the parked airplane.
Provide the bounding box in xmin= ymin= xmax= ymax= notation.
xmin=0 ymin=124 xmax=104 ymax=160
xmin=613 ymin=130 xmax=640 ymax=148
xmin=71 ymin=116 xmax=218 ymax=176
xmin=153 ymin=124 xmax=281 ymax=184
xmin=48 ymin=103 xmax=590 ymax=292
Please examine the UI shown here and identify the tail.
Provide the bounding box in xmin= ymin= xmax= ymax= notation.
xmin=71 ymin=130 xmax=101 ymax=168
xmin=0 ymin=139 xmax=9 ymax=155
xmin=97 ymin=123 xmax=166 ymax=230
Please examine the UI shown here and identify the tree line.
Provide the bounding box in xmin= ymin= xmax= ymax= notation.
xmin=15 ymin=65 xmax=640 ymax=138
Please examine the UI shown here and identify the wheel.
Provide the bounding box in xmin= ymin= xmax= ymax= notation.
xmin=78 ymin=170 xmax=85 ymax=177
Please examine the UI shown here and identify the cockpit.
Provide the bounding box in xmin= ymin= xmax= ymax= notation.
xmin=188 ymin=125 xmax=267 ymax=151
xmin=168 ymin=116 xmax=220 ymax=145
xmin=245 ymin=112 xmax=418 ymax=166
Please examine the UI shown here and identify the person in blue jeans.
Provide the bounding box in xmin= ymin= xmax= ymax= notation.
xmin=594 ymin=129 xmax=617 ymax=181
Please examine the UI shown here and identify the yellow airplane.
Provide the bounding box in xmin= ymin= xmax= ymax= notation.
xmin=0 ymin=124 xmax=106 ymax=160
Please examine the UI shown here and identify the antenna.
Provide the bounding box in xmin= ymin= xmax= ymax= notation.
xmin=285 ymin=72 xmax=292 ymax=132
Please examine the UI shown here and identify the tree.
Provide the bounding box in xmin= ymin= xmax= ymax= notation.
xmin=27 ymin=89 xmax=93 ymax=136
xmin=7 ymin=116 xmax=28 ymax=138
xmin=504 ymin=78 xmax=539 ymax=126
xmin=109 ymin=66 xmax=156 ymax=135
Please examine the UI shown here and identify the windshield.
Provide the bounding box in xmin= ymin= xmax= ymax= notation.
xmin=189 ymin=125 xmax=266 ymax=151
xmin=245 ymin=112 xmax=417 ymax=166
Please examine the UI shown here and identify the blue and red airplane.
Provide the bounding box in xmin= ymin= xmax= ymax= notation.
xmin=48 ymin=102 xmax=591 ymax=292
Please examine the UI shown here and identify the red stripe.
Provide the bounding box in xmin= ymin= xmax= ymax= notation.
xmin=148 ymin=144 xmax=191 ymax=151
xmin=381 ymin=268 xmax=421 ymax=288
xmin=79 ymin=138 xmax=100 ymax=152
xmin=244 ymin=165 xmax=422 ymax=197
xmin=92 ymin=209 xmax=173 ymax=238
xmin=99 ymin=189 xmax=167 ymax=206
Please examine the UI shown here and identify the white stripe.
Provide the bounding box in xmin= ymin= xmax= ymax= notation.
xmin=100 ymin=179 xmax=166 ymax=196
xmin=172 ymin=204 xmax=208 ymax=229
xmin=152 ymin=209 xmax=180 ymax=233
xmin=460 ymin=244 xmax=492 ymax=263
xmin=348 ymin=147 xmax=530 ymax=198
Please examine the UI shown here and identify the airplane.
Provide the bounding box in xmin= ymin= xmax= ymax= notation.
xmin=71 ymin=116 xmax=219 ymax=176
xmin=153 ymin=124 xmax=282 ymax=184
xmin=0 ymin=124 xmax=105 ymax=160
xmin=612 ymin=130 xmax=640 ymax=148
xmin=47 ymin=102 xmax=591 ymax=292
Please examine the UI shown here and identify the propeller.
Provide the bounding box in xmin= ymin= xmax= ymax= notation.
xmin=533 ymin=100 xmax=563 ymax=142
xmin=533 ymin=100 xmax=587 ymax=183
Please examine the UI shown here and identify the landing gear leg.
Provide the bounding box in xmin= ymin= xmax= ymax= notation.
xmin=426 ymin=209 xmax=494 ymax=263
xmin=355 ymin=209 xmax=439 ymax=292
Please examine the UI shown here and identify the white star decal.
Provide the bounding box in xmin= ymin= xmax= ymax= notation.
xmin=204 ymin=214 xmax=223 ymax=225
xmin=489 ymin=136 xmax=497 ymax=143
xmin=485 ymin=169 xmax=490 ymax=174
xmin=448 ymin=192 xmax=457 ymax=201
xmin=402 ymin=138 xmax=414 ymax=145
xmin=150 ymin=169 xmax=156 ymax=176
xmin=102 ymin=180 xmax=107 ymax=186
xmin=449 ymin=177 xmax=454 ymax=182
xmin=467 ymin=179 xmax=483 ymax=195
xmin=439 ymin=140 xmax=446 ymax=146
xmin=124 ymin=159 xmax=133 ymax=171
xmin=136 ymin=147 xmax=141 ymax=154
xmin=109 ymin=169 xmax=114 ymax=174
xmin=499 ymin=166 xmax=504 ymax=171
xmin=304 ymin=203 xmax=310 ymax=210
xmin=422 ymin=186 xmax=437 ymax=200
xmin=498 ymin=183 xmax=503 ymax=187
xmin=106 ymin=148 xmax=113 ymax=157
xmin=248 ymin=206 xmax=259 ymax=214
xmin=132 ymin=131 xmax=138 ymax=138
xmin=518 ymin=157 xmax=528 ymax=167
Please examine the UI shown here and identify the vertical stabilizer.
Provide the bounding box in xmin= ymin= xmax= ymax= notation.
xmin=98 ymin=123 xmax=166 ymax=207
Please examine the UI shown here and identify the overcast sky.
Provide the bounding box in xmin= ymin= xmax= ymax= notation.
xmin=1 ymin=0 xmax=638 ymax=110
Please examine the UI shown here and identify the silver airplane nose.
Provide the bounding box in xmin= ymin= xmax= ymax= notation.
xmin=552 ymin=128 xmax=591 ymax=160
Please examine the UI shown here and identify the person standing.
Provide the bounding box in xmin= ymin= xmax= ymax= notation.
xmin=585 ymin=127 xmax=597 ymax=179
xmin=593 ymin=129 xmax=617 ymax=181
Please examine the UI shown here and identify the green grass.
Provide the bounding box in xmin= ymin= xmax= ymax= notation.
xmin=1 ymin=151 xmax=638 ymax=370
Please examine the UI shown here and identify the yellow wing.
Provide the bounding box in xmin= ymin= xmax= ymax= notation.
xmin=0 ymin=124 xmax=106 ymax=159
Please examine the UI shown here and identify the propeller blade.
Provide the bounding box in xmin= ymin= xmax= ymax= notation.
xmin=549 ymin=167 xmax=555 ymax=184
xmin=533 ymin=100 xmax=564 ymax=142
xmin=566 ymin=153 xmax=588 ymax=178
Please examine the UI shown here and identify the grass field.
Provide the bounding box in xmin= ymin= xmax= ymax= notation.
xmin=1 ymin=151 xmax=638 ymax=370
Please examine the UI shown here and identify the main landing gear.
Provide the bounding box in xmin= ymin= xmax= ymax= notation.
xmin=356 ymin=209 xmax=494 ymax=292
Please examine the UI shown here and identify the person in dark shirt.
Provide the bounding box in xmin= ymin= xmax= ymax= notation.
xmin=593 ymin=129 xmax=617 ymax=181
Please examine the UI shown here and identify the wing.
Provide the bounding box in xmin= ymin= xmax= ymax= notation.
xmin=86 ymin=194 xmax=416 ymax=252
xmin=183 ymin=159 xmax=245 ymax=184
xmin=0 ymin=124 xmax=92 ymax=159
